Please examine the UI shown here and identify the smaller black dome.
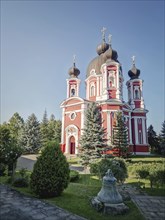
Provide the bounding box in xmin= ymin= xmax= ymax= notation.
xmin=68 ymin=63 xmax=80 ymax=78
xmin=96 ymin=41 xmax=109 ymax=55
xmin=112 ymin=50 xmax=118 ymax=61
xmin=128 ymin=64 xmax=140 ymax=79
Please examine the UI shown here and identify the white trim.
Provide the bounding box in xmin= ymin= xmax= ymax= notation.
xmin=97 ymin=77 xmax=99 ymax=96
xmin=65 ymin=125 xmax=79 ymax=154
xmin=128 ymin=112 xmax=132 ymax=144
xmin=81 ymin=103 xmax=86 ymax=134
xmin=61 ymin=108 xmax=65 ymax=144
xmin=107 ymin=111 xmax=111 ymax=145
xmin=142 ymin=118 xmax=147 ymax=144
xmin=134 ymin=118 xmax=138 ymax=144
xmin=65 ymin=109 xmax=82 ymax=114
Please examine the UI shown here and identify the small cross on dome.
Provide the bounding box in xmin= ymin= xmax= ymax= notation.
xmin=101 ymin=27 xmax=106 ymax=41
xmin=108 ymin=34 xmax=112 ymax=45
xmin=132 ymin=55 xmax=136 ymax=65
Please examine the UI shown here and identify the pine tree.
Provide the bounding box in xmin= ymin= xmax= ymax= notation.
xmin=159 ymin=121 xmax=165 ymax=155
xmin=147 ymin=125 xmax=160 ymax=154
xmin=40 ymin=110 xmax=49 ymax=147
xmin=79 ymin=102 xmax=107 ymax=166
xmin=54 ymin=120 xmax=61 ymax=143
xmin=21 ymin=114 xmax=41 ymax=154
xmin=8 ymin=112 xmax=24 ymax=145
xmin=112 ymin=112 xmax=129 ymax=157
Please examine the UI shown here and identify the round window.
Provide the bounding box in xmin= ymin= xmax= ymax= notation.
xmin=70 ymin=112 xmax=76 ymax=120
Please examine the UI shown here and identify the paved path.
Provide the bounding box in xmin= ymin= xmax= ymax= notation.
xmin=0 ymin=184 xmax=86 ymax=220
xmin=131 ymin=195 xmax=165 ymax=220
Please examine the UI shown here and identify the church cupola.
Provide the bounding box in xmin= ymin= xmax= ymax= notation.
xmin=68 ymin=56 xmax=80 ymax=78
xmin=67 ymin=55 xmax=81 ymax=98
xmin=126 ymin=56 xmax=145 ymax=109
xmin=96 ymin=27 xmax=109 ymax=55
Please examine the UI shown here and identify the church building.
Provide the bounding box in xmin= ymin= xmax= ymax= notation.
xmin=60 ymin=29 xmax=149 ymax=156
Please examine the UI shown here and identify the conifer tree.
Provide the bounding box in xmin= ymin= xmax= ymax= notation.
xmin=112 ymin=112 xmax=128 ymax=157
xmin=79 ymin=102 xmax=107 ymax=166
xmin=159 ymin=120 xmax=165 ymax=155
xmin=47 ymin=114 xmax=61 ymax=143
xmin=147 ymin=125 xmax=160 ymax=153
xmin=21 ymin=114 xmax=41 ymax=154
xmin=40 ymin=110 xmax=49 ymax=147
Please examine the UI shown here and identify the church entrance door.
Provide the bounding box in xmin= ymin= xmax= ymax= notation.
xmin=70 ymin=136 xmax=75 ymax=154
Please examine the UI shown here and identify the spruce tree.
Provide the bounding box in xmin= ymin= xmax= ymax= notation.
xmin=40 ymin=110 xmax=49 ymax=147
xmin=112 ymin=112 xmax=128 ymax=157
xmin=21 ymin=113 xmax=41 ymax=154
xmin=159 ymin=121 xmax=165 ymax=155
xmin=147 ymin=125 xmax=160 ymax=154
xmin=79 ymin=102 xmax=107 ymax=166
xmin=47 ymin=115 xmax=61 ymax=143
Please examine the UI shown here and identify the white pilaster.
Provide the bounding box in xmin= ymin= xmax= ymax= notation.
xmin=97 ymin=77 xmax=99 ymax=96
xmin=107 ymin=111 xmax=111 ymax=145
xmin=142 ymin=118 xmax=147 ymax=144
xmin=134 ymin=118 xmax=139 ymax=144
xmin=129 ymin=112 xmax=132 ymax=144
xmin=81 ymin=103 xmax=85 ymax=134
xmin=61 ymin=108 xmax=65 ymax=144
xmin=66 ymin=80 xmax=69 ymax=98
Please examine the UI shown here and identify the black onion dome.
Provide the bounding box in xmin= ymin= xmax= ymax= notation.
xmin=68 ymin=63 xmax=80 ymax=78
xmin=104 ymin=45 xmax=113 ymax=60
xmin=128 ymin=64 xmax=140 ymax=79
xmin=86 ymin=53 xmax=106 ymax=78
xmin=112 ymin=49 xmax=118 ymax=61
xmin=96 ymin=41 xmax=109 ymax=55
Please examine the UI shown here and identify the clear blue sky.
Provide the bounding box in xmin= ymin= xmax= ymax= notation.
xmin=1 ymin=0 xmax=164 ymax=134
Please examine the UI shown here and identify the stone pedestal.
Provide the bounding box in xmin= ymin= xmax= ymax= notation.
xmin=91 ymin=169 xmax=129 ymax=215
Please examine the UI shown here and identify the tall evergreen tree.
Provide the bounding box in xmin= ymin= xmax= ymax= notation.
xmin=8 ymin=112 xmax=24 ymax=145
xmin=159 ymin=121 xmax=165 ymax=155
xmin=21 ymin=114 xmax=41 ymax=154
xmin=47 ymin=114 xmax=61 ymax=143
xmin=112 ymin=112 xmax=128 ymax=157
xmin=54 ymin=120 xmax=62 ymax=143
xmin=147 ymin=125 xmax=160 ymax=154
xmin=40 ymin=110 xmax=49 ymax=147
xmin=79 ymin=102 xmax=107 ymax=166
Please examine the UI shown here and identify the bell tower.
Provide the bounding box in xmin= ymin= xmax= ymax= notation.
xmin=67 ymin=55 xmax=81 ymax=98
xmin=126 ymin=56 xmax=149 ymax=153
xmin=126 ymin=56 xmax=145 ymax=109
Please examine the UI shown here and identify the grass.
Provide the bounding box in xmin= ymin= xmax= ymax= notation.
xmin=0 ymin=174 xmax=144 ymax=220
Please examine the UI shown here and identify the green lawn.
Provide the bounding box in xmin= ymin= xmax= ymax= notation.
xmin=0 ymin=174 xmax=144 ymax=220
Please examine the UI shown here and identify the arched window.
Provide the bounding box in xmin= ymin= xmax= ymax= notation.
xmin=90 ymin=85 xmax=95 ymax=97
xmin=135 ymin=90 xmax=139 ymax=99
xmin=71 ymin=88 xmax=75 ymax=96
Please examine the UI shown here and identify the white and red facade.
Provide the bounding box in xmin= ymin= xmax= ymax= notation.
xmin=60 ymin=35 xmax=149 ymax=156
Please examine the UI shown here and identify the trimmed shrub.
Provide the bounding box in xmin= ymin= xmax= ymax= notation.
xmin=90 ymin=158 xmax=128 ymax=183
xmin=30 ymin=142 xmax=70 ymax=198
xmin=70 ymin=170 xmax=79 ymax=182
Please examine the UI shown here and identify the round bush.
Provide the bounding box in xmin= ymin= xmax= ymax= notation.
xmin=30 ymin=142 xmax=70 ymax=198
xmin=90 ymin=158 xmax=128 ymax=183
